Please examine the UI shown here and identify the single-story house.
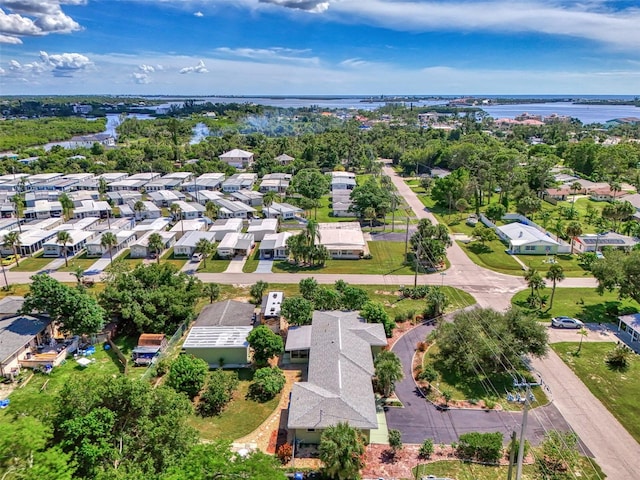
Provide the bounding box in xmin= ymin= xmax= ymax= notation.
xmin=589 ymin=186 xmax=627 ymax=202
xmin=98 ymin=172 xmax=129 ymax=183
xmin=182 ymin=300 xmax=255 ymax=368
xmin=131 ymin=217 xmax=172 ymax=233
xmin=260 ymin=291 xmax=284 ymax=333
xmin=286 ymin=311 xmax=387 ymax=444
xmin=132 ymin=333 xmax=167 ymax=366
xmin=217 ymin=232 xmax=255 ymax=258
xmin=24 ymin=200 xmax=63 ymax=220
xmin=0 ymin=229 xmax=57 ymax=256
xmin=259 ymin=232 xmax=293 ymax=260
xmin=171 ymin=200 xmax=206 ymax=220
xmin=218 ymin=149 xmax=254 ymax=169
xmin=247 ymin=218 xmax=278 ymax=242
xmin=129 ymin=230 xmax=176 ymax=258
xmin=275 ymin=153 xmax=294 ymax=166
xmin=317 ymin=222 xmax=367 ymax=259
xmin=147 ymin=190 xmax=185 ymax=207
xmin=230 ymin=189 xmax=264 ymax=207
xmin=544 ymin=187 xmax=572 ymax=201
xmin=209 ymin=218 xmax=244 ymax=242
xmin=259 ymin=173 xmax=291 ymax=194
xmin=106 ymin=191 xmax=142 ymax=205
xmin=214 ymin=198 xmax=257 ymax=219
xmin=72 ymin=200 xmax=112 ymax=220
xmin=173 ymin=230 xmax=217 ymax=257
xmin=128 ymin=172 xmax=161 ymax=182
xmin=330 ymin=177 xmax=356 ymax=191
xmin=144 ymin=178 xmax=183 ymax=192
xmin=169 ymin=219 xmax=209 ymax=239
xmin=617 ymin=313 xmax=640 ymax=351
xmin=263 ymin=202 xmax=302 ymax=220
xmin=191 ymin=190 xmax=224 ymax=206
xmin=125 ymin=200 xmax=161 ymax=220
xmin=497 ymin=222 xmax=560 ymax=255
xmin=163 ymin=172 xmax=194 ymax=183
xmin=85 ymin=230 xmax=137 ymax=257
xmin=221 ymin=173 xmax=257 ymax=193
xmin=574 ymin=231 xmax=640 ymax=253
xmin=42 ymin=230 xmax=95 ymax=258
xmin=183 ymin=173 xmax=225 ymax=193
xmin=107 ymin=179 xmax=149 ymax=191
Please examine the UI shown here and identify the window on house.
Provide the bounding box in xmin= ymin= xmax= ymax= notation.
xmin=307 ymin=429 xmax=315 ymax=432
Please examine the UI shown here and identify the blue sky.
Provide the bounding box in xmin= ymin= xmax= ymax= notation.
xmin=1 ymin=0 xmax=639 ymax=95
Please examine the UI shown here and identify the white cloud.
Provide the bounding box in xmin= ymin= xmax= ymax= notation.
xmin=139 ymin=64 xmax=155 ymax=73
xmin=194 ymin=11 xmax=203 ymax=17
xmin=340 ymin=58 xmax=369 ymax=68
xmin=179 ymin=59 xmax=208 ymax=74
xmin=0 ymin=66 xmax=5 ymax=74
xmin=258 ymin=0 xmax=330 ymax=13
xmin=0 ymin=1 xmax=83 ymax=42
xmin=8 ymin=58 xmax=46 ymax=74
xmin=39 ymin=50 xmax=93 ymax=76
xmin=131 ymin=72 xmax=151 ymax=84
xmin=215 ymin=46 xmax=319 ymax=65
xmin=0 ymin=32 xmax=22 ymax=43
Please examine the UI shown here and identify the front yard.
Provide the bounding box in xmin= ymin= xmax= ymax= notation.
xmin=552 ymin=342 xmax=640 ymax=443
xmin=9 ymin=253 xmax=54 ymax=272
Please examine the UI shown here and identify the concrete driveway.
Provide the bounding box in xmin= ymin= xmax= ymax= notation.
xmin=255 ymin=260 xmax=273 ymax=274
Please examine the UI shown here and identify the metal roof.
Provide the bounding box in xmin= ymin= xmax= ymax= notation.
xmin=183 ymin=326 xmax=252 ymax=348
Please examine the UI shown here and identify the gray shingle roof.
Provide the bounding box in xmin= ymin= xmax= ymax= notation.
xmin=194 ymin=300 xmax=255 ymax=327
xmin=0 ymin=315 xmax=51 ymax=363
xmin=287 ymin=311 xmax=386 ymax=431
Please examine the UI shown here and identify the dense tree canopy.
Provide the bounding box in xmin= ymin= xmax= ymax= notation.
xmin=592 ymin=250 xmax=640 ymax=304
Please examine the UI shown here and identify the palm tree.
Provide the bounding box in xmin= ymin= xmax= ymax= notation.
xmin=303 ymin=219 xmax=321 ymax=260
xmin=577 ymin=327 xmax=589 ymax=354
xmin=203 ymin=283 xmax=220 ymax=303
xmin=364 ymin=206 xmax=376 ymax=229
xmin=170 ymin=203 xmax=182 ymax=222
xmin=71 ymin=265 xmax=85 ymax=285
xmin=545 ymin=264 xmax=565 ymax=309
xmin=147 ymin=232 xmax=165 ymax=264
xmin=56 ymin=230 xmax=72 ymax=267
xmin=98 ymin=177 xmax=108 ymax=198
xmin=194 ymin=238 xmax=213 ymax=267
xmin=524 ymin=267 xmax=542 ymax=297
xmin=2 ymin=230 xmax=21 ymax=267
xmin=11 ymin=193 xmax=25 ymax=233
xmin=59 ymin=193 xmax=74 ymax=221
xmin=100 ymin=231 xmax=118 ymax=265
xmin=565 ymin=221 xmax=583 ymax=254
xmin=374 ymin=350 xmax=404 ymax=397
xmin=204 ymin=201 xmax=219 ymax=222
xmin=319 ymin=422 xmax=366 ymax=480
xmin=133 ymin=200 xmax=146 ymax=221
xmin=569 ymin=181 xmax=582 ymax=216
xmin=263 ymin=191 xmax=277 ymax=210
xmin=609 ymin=181 xmax=621 ymax=201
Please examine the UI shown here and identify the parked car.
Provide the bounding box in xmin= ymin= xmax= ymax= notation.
xmin=1 ymin=254 xmax=20 ymax=266
xmin=551 ymin=316 xmax=585 ymax=329
xmin=191 ymin=252 xmax=203 ymax=262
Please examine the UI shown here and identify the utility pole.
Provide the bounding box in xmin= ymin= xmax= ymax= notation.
xmin=507 ymin=431 xmax=517 ymax=480
xmin=1 ymin=263 xmax=8 ymax=291
xmin=404 ymin=216 xmax=410 ymax=257
xmin=391 ymin=194 xmax=397 ymax=232
xmin=414 ymin=244 xmax=419 ymax=287
xmin=515 ymin=389 xmax=531 ymax=480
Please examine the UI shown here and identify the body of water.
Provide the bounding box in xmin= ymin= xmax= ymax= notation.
xmin=481 ymin=102 xmax=640 ymax=124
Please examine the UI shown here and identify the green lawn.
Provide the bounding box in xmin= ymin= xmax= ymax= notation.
xmin=0 ymin=344 xmax=123 ymax=422
xmin=197 ymin=258 xmax=231 ymax=273
xmin=422 ymin=344 xmax=547 ymax=411
xmin=514 ymin=253 xmax=590 ymax=278
xmin=313 ymin=196 xmax=358 ymax=223
xmin=57 ymin=252 xmax=99 ymax=272
xmin=10 ymin=253 xmax=54 ymax=272
xmin=272 ymin=241 xmax=417 ymax=275
xmin=187 ymin=369 xmax=281 ymax=442
xmin=106 ymin=250 xmax=144 ymax=271
xmin=511 ymin=287 xmax=640 ymax=322
xmin=553 ymin=342 xmax=640 ymax=443
xmin=412 ymin=458 xmax=604 ymax=480
xmin=242 ymin=243 xmax=261 ymax=273
xmin=161 ymin=247 xmax=188 ymax=269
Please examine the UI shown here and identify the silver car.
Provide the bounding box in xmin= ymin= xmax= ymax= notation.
xmin=551 ymin=316 xmax=585 ymax=329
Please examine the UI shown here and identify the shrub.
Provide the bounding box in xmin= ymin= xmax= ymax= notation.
xmin=507 ymin=439 xmax=530 ymax=461
xmin=395 ymin=313 xmax=406 ymax=324
xmin=419 ymin=438 xmax=434 ymax=459
xmin=406 ymin=309 xmax=416 ymax=321
xmin=418 ymin=365 xmax=438 ymax=383
xmin=249 ymin=367 xmax=286 ymax=401
xmin=606 ymin=345 xmax=631 ymax=371
xmin=484 ymin=399 xmax=496 ymax=410
xmin=198 ymin=369 xmax=239 ymax=416
xmin=166 ymin=354 xmax=209 ymax=399
xmin=417 ymin=341 xmax=427 ymax=352
xmin=276 ymin=443 xmax=293 ymax=464
xmin=388 ymin=429 xmax=402 ymax=452
xmin=155 ymin=358 xmax=171 ymax=377
xmin=457 ymin=432 xmax=503 ymax=463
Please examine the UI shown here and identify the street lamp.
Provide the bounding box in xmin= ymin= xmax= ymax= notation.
xmin=440 ymin=272 xmax=446 ymax=287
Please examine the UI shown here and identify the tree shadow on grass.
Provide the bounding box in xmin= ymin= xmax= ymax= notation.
xmin=273 ymin=261 xmax=324 ymax=273
xmin=466 ymin=243 xmax=493 ymax=255
xmin=579 ymin=301 xmax=638 ymax=323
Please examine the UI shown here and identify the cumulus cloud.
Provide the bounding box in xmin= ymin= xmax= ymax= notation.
xmin=39 ymin=50 xmax=93 ymax=76
xmin=179 ymin=59 xmax=208 ymax=74
xmin=8 ymin=58 xmax=46 ymax=74
xmin=215 ymin=46 xmax=319 ymax=65
xmin=259 ymin=0 xmax=330 ymax=12
xmin=0 ymin=32 xmax=23 ymax=43
xmin=0 ymin=66 xmax=4 ymax=74
xmin=0 ymin=1 xmax=83 ymax=43
xmin=194 ymin=11 xmax=203 ymax=17
xmin=138 ymin=64 xmax=155 ymax=73
xmin=131 ymin=72 xmax=151 ymax=84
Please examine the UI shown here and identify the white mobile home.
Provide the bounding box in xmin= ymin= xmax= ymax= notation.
xmin=217 ymin=232 xmax=255 ymax=258
xmin=85 ymin=230 xmax=137 ymax=257
xmin=129 ymin=230 xmax=177 ymax=259
xmin=42 ymin=230 xmax=95 ymax=258
xmin=173 ymin=231 xmax=218 ymax=257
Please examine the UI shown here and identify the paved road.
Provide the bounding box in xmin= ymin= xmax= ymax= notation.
xmin=386 ymin=317 xmax=577 ymax=448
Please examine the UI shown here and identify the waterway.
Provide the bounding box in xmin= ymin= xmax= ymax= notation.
xmin=481 ymin=102 xmax=640 ymax=124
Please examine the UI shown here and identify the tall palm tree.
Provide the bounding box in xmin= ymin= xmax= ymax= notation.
xmin=609 ymin=181 xmax=621 ymax=201
xmin=569 ymin=181 xmax=582 ymax=216
xmin=100 ymin=231 xmax=118 ymax=265
xmin=133 ymin=200 xmax=146 ymax=221
xmin=58 ymin=193 xmax=74 ymax=221
xmin=319 ymin=422 xmax=366 ymax=480
xmin=170 ymin=203 xmax=182 ymax=222
xmin=524 ymin=267 xmax=542 ymax=297
xmin=194 ymin=238 xmax=212 ymax=267
xmin=204 ymin=283 xmax=220 ymax=303
xmin=71 ymin=265 xmax=85 ymax=285
xmin=10 ymin=193 xmax=25 ymax=233
xmin=2 ymin=230 xmax=21 ymax=267
xmin=545 ymin=264 xmax=565 ymax=309
xmin=147 ymin=232 xmax=165 ymax=264
xmin=204 ymin=201 xmax=219 ymax=222
xmin=374 ymin=350 xmax=404 ymax=397
xmin=263 ymin=191 xmax=277 ymax=210
xmin=56 ymin=230 xmax=72 ymax=267
xmin=565 ymin=221 xmax=583 ymax=254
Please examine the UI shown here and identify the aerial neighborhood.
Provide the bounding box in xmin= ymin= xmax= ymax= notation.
xmin=1 ymin=96 xmax=640 ymax=480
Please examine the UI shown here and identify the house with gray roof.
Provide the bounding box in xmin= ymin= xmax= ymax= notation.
xmin=0 ymin=312 xmax=54 ymax=378
xmin=286 ymin=311 xmax=387 ymax=444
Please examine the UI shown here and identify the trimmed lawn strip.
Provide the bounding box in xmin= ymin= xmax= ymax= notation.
xmin=161 ymin=247 xmax=188 ymax=269
xmin=187 ymin=369 xmax=280 ymax=442
xmin=514 ymin=253 xmax=590 ymax=278
xmin=107 ymin=250 xmax=144 ymax=270
xmin=511 ymin=287 xmax=640 ymax=322
xmin=9 ymin=253 xmax=53 ymax=272
xmin=412 ymin=458 xmax=604 ymax=480
xmin=197 ymin=259 xmax=231 ymax=273
xmin=57 ymin=252 xmax=98 ymax=272
xmin=552 ymin=342 xmax=640 ymax=443
xmin=242 ymin=243 xmax=261 ymax=273
xmin=422 ymin=344 xmax=547 ymax=411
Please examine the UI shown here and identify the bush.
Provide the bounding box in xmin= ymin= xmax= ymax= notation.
xmin=419 ymin=438 xmax=434 ymax=459
xmin=395 ymin=313 xmax=406 ymax=324
xmin=484 ymin=399 xmax=496 ymax=410
xmin=417 ymin=341 xmax=427 ymax=352
xmin=606 ymin=345 xmax=631 ymax=371
xmin=418 ymin=365 xmax=438 ymax=383
xmin=155 ymin=358 xmax=171 ymax=376
xmin=388 ymin=429 xmax=402 ymax=452
xmin=457 ymin=432 xmax=503 ymax=463
xmin=276 ymin=443 xmax=293 ymax=464
xmin=198 ymin=369 xmax=239 ymax=417
xmin=249 ymin=367 xmax=286 ymax=401
xmin=166 ymin=354 xmax=209 ymax=399
xmin=507 ymin=439 xmax=530 ymax=461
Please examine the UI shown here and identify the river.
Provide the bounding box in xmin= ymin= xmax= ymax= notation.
xmin=481 ymin=102 xmax=640 ymax=124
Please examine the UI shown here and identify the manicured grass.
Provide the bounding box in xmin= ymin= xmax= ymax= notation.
xmin=106 ymin=249 xmax=144 ymax=271
xmin=161 ymin=247 xmax=188 ymax=269
xmin=458 ymin=239 xmax=522 ymax=274
xmin=313 ymin=196 xmax=358 ymax=223
xmin=57 ymin=252 xmax=98 ymax=272
xmin=412 ymin=458 xmax=604 ymax=480
xmin=242 ymin=243 xmax=261 ymax=273
xmin=422 ymin=344 xmax=547 ymax=411
xmin=197 ymin=258 xmax=231 ymax=273
xmin=272 ymin=241 xmax=416 ymax=275
xmin=511 ymin=287 xmax=640 ymax=322
xmin=552 ymin=341 xmax=640 ymax=443
xmin=514 ymin=253 xmax=590 ymax=278
xmin=9 ymin=253 xmax=54 ymax=272
xmin=187 ymin=369 xmax=281 ymax=442
xmin=0 ymin=344 xmax=123 ymax=422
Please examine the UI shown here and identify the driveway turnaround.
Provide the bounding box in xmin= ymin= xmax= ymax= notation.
xmin=386 ymin=319 xmax=578 ymax=448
